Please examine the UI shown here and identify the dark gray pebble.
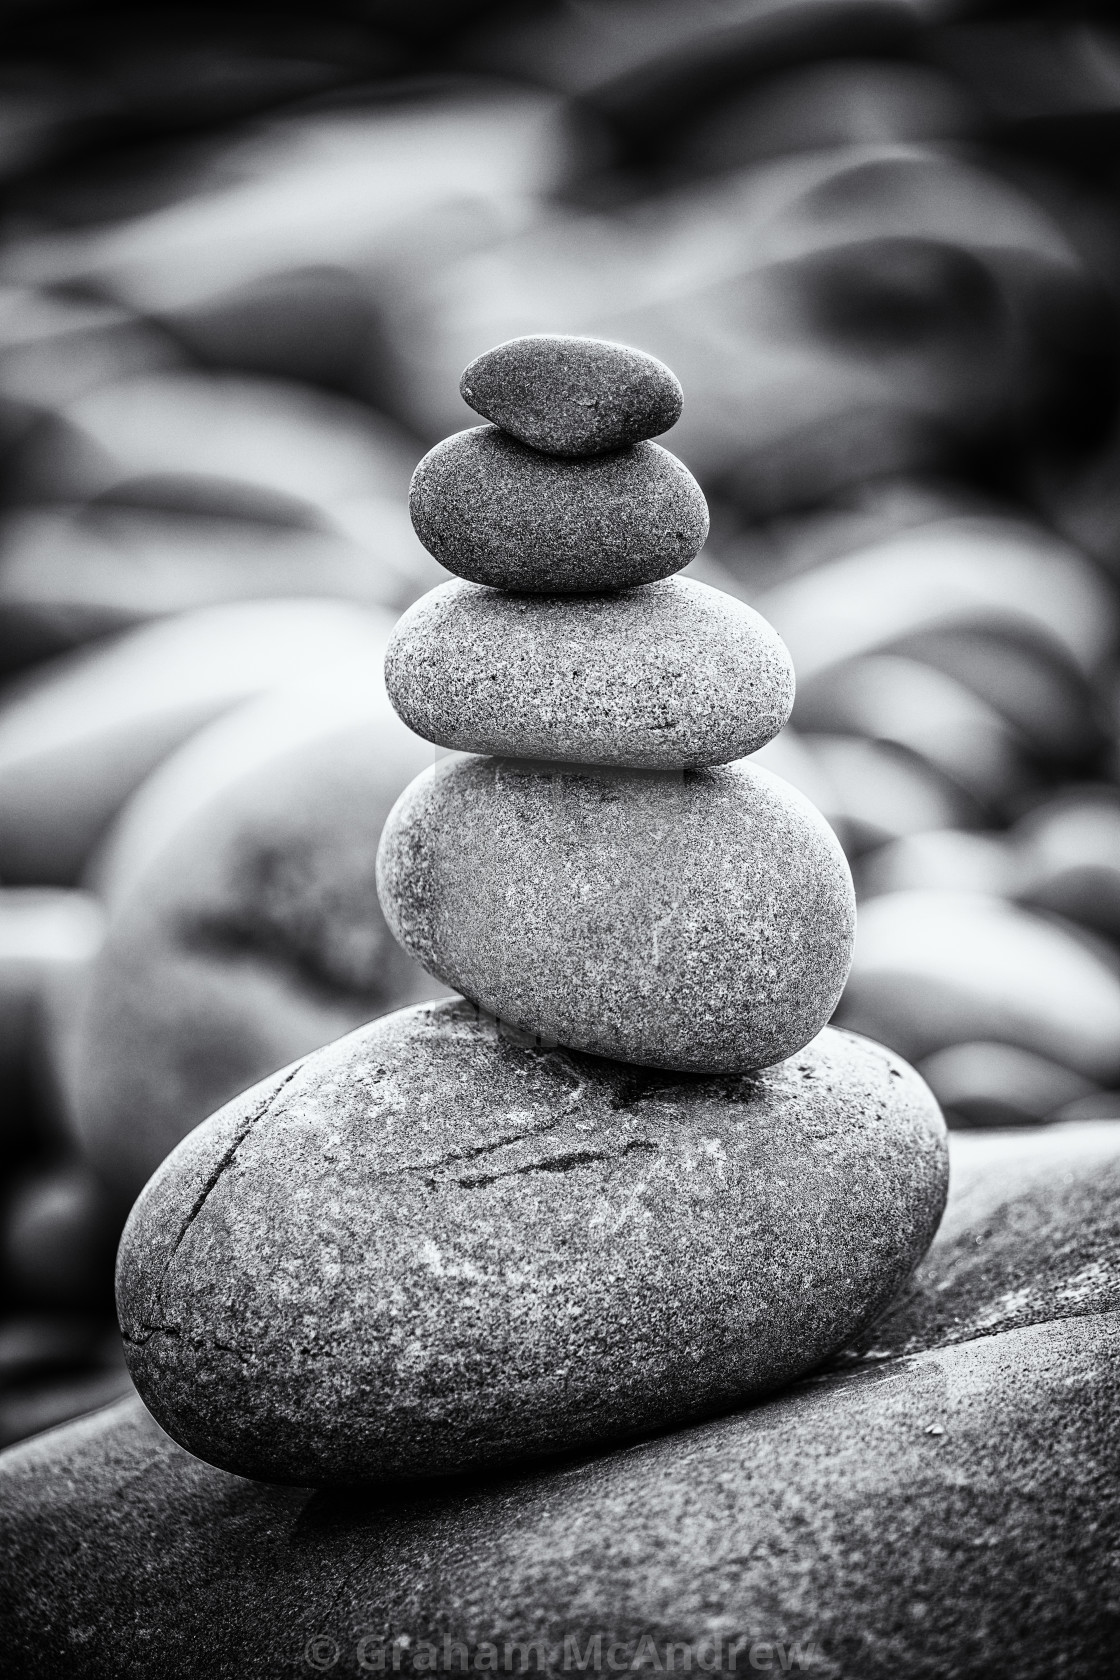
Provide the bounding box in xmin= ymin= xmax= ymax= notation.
xmin=459 ymin=335 xmax=683 ymax=457
xmin=408 ymin=427 xmax=708 ymax=593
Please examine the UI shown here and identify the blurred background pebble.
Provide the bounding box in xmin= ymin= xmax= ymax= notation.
xmin=1 ymin=0 xmax=1119 ymax=1444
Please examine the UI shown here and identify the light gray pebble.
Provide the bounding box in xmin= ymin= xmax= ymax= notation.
xmin=384 ymin=576 xmax=795 ymax=767
xmin=377 ymin=756 xmax=855 ymax=1072
xmin=459 ymin=335 xmax=683 ymax=456
xmin=115 ymin=998 xmax=946 ymax=1484
xmin=408 ymin=427 xmax=708 ymax=593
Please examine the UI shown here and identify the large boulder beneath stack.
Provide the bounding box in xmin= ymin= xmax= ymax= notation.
xmin=114 ymin=999 xmax=946 ymax=1484
xmin=2 ymin=1125 xmax=1119 ymax=1679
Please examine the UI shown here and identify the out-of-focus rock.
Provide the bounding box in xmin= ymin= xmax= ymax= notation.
xmin=0 ymin=890 xmax=104 ymax=1158
xmin=8 ymin=91 xmax=579 ymax=318
xmin=859 ymin=828 xmax=1020 ymax=900
xmin=918 ymin=1041 xmax=1097 ymax=1129
xmin=757 ymin=516 xmax=1114 ymax=686
xmin=0 ymin=501 xmax=437 ymax=676
xmin=1013 ymin=789 xmax=1120 ymax=942
xmin=801 ymin=734 xmax=976 ymax=852
xmin=0 ymin=288 xmax=177 ymax=451
xmin=794 ymin=652 xmax=1029 ymax=812
xmin=0 ymin=598 xmax=394 ymax=883
xmin=381 ymin=146 xmax=1096 ymax=507
xmin=0 ymin=1162 xmax=117 ymax=1309
xmin=679 ymin=59 xmax=975 ymax=173
xmin=887 ymin=624 xmax=1105 ymax=768
xmin=71 ymin=685 xmax=439 ymax=1205
xmin=837 ymin=889 xmax=1120 ymax=1083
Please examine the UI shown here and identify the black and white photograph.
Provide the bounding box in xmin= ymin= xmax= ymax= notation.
xmin=1 ymin=1 xmax=1119 ymax=1674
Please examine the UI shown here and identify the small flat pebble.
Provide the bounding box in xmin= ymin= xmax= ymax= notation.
xmin=408 ymin=427 xmax=708 ymax=592
xmin=377 ymin=756 xmax=854 ymax=1072
xmin=459 ymin=335 xmax=683 ymax=456
xmin=115 ymin=998 xmax=945 ymax=1484
xmin=384 ymin=576 xmax=795 ymax=767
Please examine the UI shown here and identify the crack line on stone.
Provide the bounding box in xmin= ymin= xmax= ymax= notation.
xmin=130 ymin=1061 xmax=306 ymax=1345
xmin=166 ymin=1060 xmax=305 ymax=1268
xmin=447 ymin=1137 xmax=657 ymax=1189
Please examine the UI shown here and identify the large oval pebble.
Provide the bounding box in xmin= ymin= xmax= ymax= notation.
xmin=116 ymin=998 xmax=946 ymax=1484
xmin=459 ymin=335 xmax=683 ymax=456
xmin=409 ymin=427 xmax=708 ymax=592
xmin=377 ymin=757 xmax=855 ymax=1071
xmin=384 ymin=576 xmax=794 ymax=766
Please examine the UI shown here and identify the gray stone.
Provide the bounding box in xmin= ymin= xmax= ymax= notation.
xmin=5 ymin=1127 xmax=1119 ymax=1675
xmin=385 ymin=577 xmax=794 ymax=767
xmin=2 ymin=1315 xmax=1117 ymax=1676
xmin=459 ymin=336 xmax=683 ymax=457
xmin=73 ymin=708 xmax=441 ymax=1208
xmin=377 ymin=757 xmax=855 ymax=1072
xmin=408 ymin=427 xmax=708 ymax=593
xmin=115 ymin=999 xmax=945 ymax=1484
xmin=843 ymin=1121 xmax=1120 ymax=1363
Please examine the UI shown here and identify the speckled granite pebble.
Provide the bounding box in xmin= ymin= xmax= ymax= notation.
xmin=115 ymin=998 xmax=945 ymax=1484
xmin=377 ymin=757 xmax=854 ymax=1071
xmin=459 ymin=336 xmax=683 ymax=457
xmin=384 ymin=577 xmax=794 ymax=767
xmin=409 ymin=427 xmax=708 ymax=592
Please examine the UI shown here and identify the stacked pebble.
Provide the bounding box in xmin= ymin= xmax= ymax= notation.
xmin=114 ymin=337 xmax=948 ymax=1486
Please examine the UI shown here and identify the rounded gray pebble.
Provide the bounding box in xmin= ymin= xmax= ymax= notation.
xmin=377 ymin=757 xmax=855 ymax=1071
xmin=384 ymin=576 xmax=795 ymax=767
xmin=459 ymin=335 xmax=683 ymax=456
xmin=408 ymin=427 xmax=708 ymax=593
xmin=116 ymin=998 xmax=946 ymax=1484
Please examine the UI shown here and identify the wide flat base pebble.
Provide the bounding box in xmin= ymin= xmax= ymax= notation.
xmin=385 ymin=576 xmax=794 ymax=766
xmin=408 ymin=427 xmax=708 ymax=593
xmin=378 ymin=757 xmax=855 ymax=1072
xmin=115 ymin=999 xmax=945 ymax=1483
xmin=459 ymin=335 xmax=683 ymax=456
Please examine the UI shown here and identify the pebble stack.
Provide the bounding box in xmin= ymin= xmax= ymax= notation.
xmin=114 ymin=337 xmax=948 ymax=1486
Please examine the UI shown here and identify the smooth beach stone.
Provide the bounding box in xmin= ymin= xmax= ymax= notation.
xmin=72 ymin=697 xmax=441 ymax=1208
xmin=408 ymin=427 xmax=708 ymax=592
xmin=384 ymin=576 xmax=795 ymax=767
xmin=115 ymin=997 xmax=946 ymax=1484
xmin=8 ymin=1128 xmax=1120 ymax=1677
xmin=847 ymin=1122 xmax=1120 ymax=1363
xmin=4 ymin=1315 xmax=1118 ymax=1678
xmin=459 ymin=335 xmax=683 ymax=456
xmin=378 ymin=757 xmax=854 ymax=1071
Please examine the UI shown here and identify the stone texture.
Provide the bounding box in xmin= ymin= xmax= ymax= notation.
xmin=2 ymin=1314 xmax=1117 ymax=1674
xmin=459 ymin=336 xmax=683 ymax=457
xmin=843 ymin=1121 xmax=1120 ymax=1362
xmin=73 ymin=704 xmax=441 ymax=1208
xmin=115 ymin=999 xmax=946 ymax=1485
xmin=377 ymin=757 xmax=855 ymax=1072
xmin=408 ymin=427 xmax=708 ymax=593
xmin=385 ymin=576 xmax=794 ymax=767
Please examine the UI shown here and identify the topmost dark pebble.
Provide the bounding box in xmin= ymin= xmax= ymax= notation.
xmin=459 ymin=335 xmax=684 ymax=457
